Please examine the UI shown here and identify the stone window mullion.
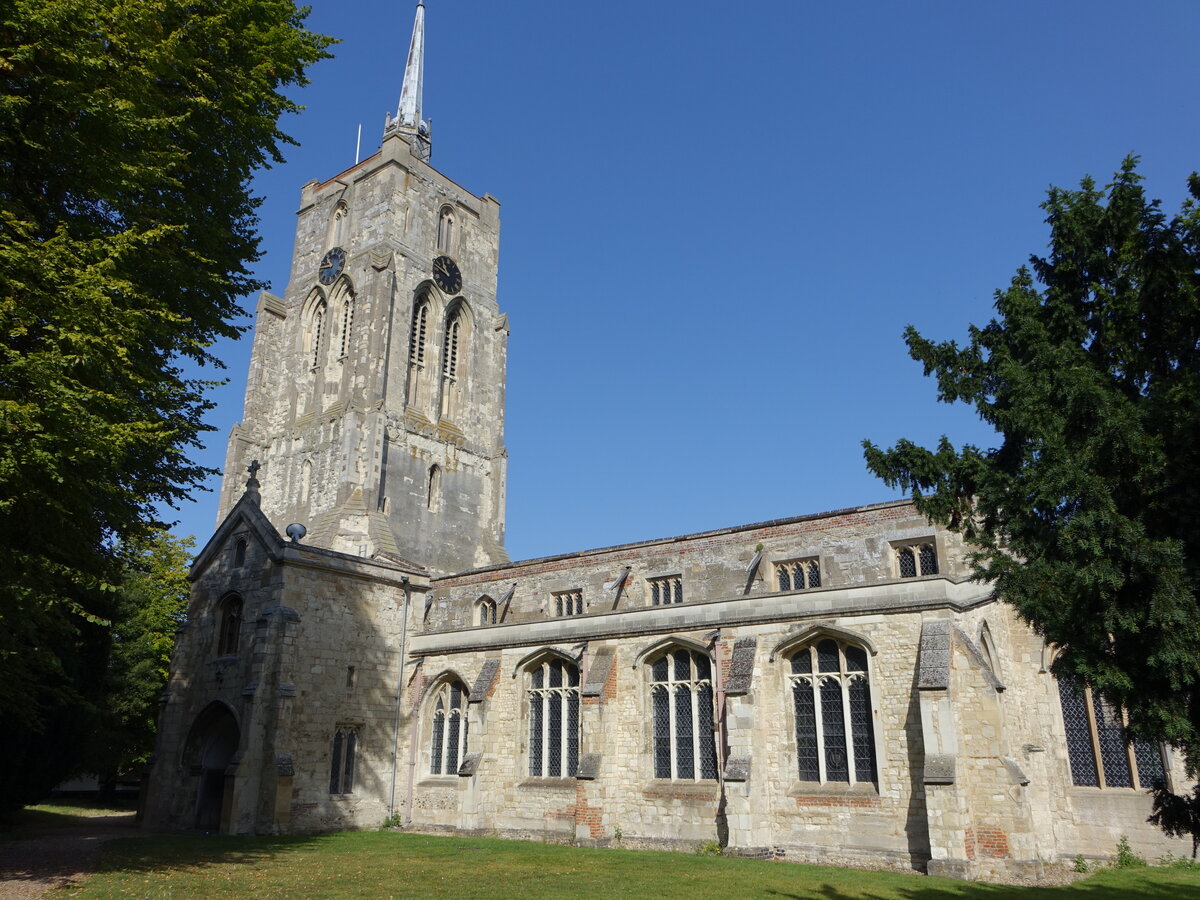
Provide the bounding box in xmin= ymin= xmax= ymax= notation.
xmin=1082 ymin=686 xmax=1107 ymax=789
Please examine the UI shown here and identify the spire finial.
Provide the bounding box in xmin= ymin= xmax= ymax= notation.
xmin=245 ymin=459 xmax=261 ymax=506
xmin=384 ymin=1 xmax=431 ymax=160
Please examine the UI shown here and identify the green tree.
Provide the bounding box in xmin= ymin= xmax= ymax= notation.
xmin=0 ymin=0 xmax=331 ymax=812
xmin=84 ymin=529 xmax=194 ymax=793
xmin=863 ymin=159 xmax=1200 ymax=778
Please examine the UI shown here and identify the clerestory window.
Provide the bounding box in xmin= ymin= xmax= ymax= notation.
xmin=527 ymin=657 xmax=580 ymax=777
xmin=896 ymin=541 xmax=938 ymax=578
xmin=477 ymin=596 xmax=497 ymax=626
xmin=777 ymin=557 xmax=821 ymax=591
xmin=649 ymin=648 xmax=718 ymax=781
xmin=554 ymin=590 xmax=583 ymax=617
xmin=789 ymin=638 xmax=876 ymax=785
xmin=429 ymin=681 xmax=469 ymax=775
xmin=649 ymin=575 xmax=683 ymax=606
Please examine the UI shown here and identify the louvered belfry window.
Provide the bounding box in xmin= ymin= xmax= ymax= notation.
xmin=789 ymin=639 xmax=876 ymax=785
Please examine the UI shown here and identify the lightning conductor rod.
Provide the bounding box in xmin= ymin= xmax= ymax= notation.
xmin=355 ymin=123 xmax=362 ymax=164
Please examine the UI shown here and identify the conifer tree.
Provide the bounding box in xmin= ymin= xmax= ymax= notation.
xmin=864 ymin=159 xmax=1200 ymax=784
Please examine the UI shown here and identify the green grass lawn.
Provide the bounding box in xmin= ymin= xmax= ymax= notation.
xmin=51 ymin=829 xmax=1200 ymax=900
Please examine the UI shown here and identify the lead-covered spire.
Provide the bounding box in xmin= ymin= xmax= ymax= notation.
xmin=384 ymin=1 xmax=431 ymax=160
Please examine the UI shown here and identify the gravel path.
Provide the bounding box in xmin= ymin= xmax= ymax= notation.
xmin=0 ymin=813 xmax=138 ymax=900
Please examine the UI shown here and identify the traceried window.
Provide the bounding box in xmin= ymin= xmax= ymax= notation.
xmin=1058 ymin=677 xmax=1166 ymax=789
xmin=554 ymin=590 xmax=583 ymax=617
xmin=429 ymin=681 xmax=469 ymax=775
xmin=329 ymin=725 xmax=357 ymax=794
xmin=789 ymin=638 xmax=876 ymax=785
xmin=649 ymin=575 xmax=683 ymax=606
xmin=477 ymin=596 xmax=497 ymax=626
xmin=527 ymin=658 xmax=580 ymax=777
xmin=896 ymin=541 xmax=938 ymax=578
xmin=777 ymin=557 xmax=821 ymax=591
xmin=436 ymin=206 xmax=455 ymax=254
xmin=649 ymin=648 xmax=718 ymax=781
xmin=216 ymin=595 xmax=242 ymax=657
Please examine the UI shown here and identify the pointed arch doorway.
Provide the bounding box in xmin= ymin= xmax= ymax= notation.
xmin=184 ymin=702 xmax=240 ymax=832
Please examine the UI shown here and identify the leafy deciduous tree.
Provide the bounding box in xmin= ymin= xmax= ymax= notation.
xmin=0 ymin=0 xmax=331 ymax=812
xmin=863 ymin=159 xmax=1200 ymax=782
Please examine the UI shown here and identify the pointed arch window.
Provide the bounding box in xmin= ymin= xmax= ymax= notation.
xmin=436 ymin=207 xmax=455 ymax=254
xmin=426 ymin=464 xmax=441 ymax=511
xmin=216 ymin=594 xmax=242 ymax=657
xmin=233 ymin=538 xmax=247 ymax=568
xmin=409 ymin=298 xmax=429 ymax=367
xmin=477 ymin=596 xmax=497 ymax=626
xmin=330 ymin=201 xmax=350 ymax=248
xmin=429 ymin=681 xmax=468 ymax=775
xmin=310 ymin=300 xmax=327 ymax=369
xmin=789 ymin=638 xmax=876 ymax=785
xmin=329 ymin=725 xmax=357 ymax=794
xmin=649 ymin=648 xmax=718 ymax=780
xmin=442 ymin=314 xmax=461 ymax=381
xmin=528 ymin=657 xmax=580 ymax=777
xmin=338 ymin=293 xmax=354 ymax=358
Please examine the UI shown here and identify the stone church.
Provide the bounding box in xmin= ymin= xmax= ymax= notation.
xmin=143 ymin=2 xmax=1190 ymax=880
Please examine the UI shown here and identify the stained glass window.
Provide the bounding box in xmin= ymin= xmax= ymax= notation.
xmin=789 ymin=638 xmax=877 ymax=785
xmin=528 ymin=657 xmax=581 ymax=778
xmin=648 ymin=648 xmax=717 ymax=781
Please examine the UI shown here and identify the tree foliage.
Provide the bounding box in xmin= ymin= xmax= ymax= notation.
xmin=0 ymin=0 xmax=330 ymax=805
xmin=84 ymin=529 xmax=193 ymax=785
xmin=863 ymin=159 xmax=1200 ymax=774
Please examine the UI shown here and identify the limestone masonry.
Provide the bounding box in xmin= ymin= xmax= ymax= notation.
xmin=142 ymin=3 xmax=1192 ymax=882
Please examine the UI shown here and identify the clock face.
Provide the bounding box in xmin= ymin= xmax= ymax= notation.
xmin=433 ymin=255 xmax=462 ymax=294
xmin=318 ymin=247 xmax=346 ymax=285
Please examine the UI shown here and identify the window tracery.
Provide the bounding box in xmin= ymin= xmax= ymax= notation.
xmin=527 ymin=657 xmax=580 ymax=777
xmin=789 ymin=638 xmax=876 ymax=785
xmin=649 ymin=648 xmax=717 ymax=780
xmin=429 ymin=680 xmax=468 ymax=775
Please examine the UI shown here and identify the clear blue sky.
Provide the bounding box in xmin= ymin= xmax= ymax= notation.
xmin=170 ymin=0 xmax=1200 ymax=563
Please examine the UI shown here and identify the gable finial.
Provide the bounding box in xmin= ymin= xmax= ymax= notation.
xmin=384 ymin=1 xmax=431 ymax=160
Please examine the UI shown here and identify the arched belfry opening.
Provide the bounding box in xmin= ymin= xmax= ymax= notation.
xmin=182 ymin=702 xmax=240 ymax=832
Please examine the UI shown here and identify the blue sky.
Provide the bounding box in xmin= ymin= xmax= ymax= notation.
xmin=171 ymin=0 xmax=1200 ymax=562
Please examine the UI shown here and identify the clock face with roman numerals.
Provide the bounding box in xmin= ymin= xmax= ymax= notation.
xmin=433 ymin=255 xmax=462 ymax=294
xmin=318 ymin=246 xmax=346 ymax=285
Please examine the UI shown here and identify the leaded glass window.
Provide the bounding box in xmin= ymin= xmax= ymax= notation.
xmin=788 ymin=638 xmax=876 ymax=785
xmin=477 ymin=597 xmax=496 ymax=626
xmin=648 ymin=648 xmax=717 ymax=781
xmin=329 ymin=725 xmax=357 ymax=794
xmin=528 ymin=658 xmax=580 ymax=777
xmin=649 ymin=575 xmax=683 ymax=606
xmin=429 ymin=680 xmax=468 ymax=775
xmin=554 ymin=590 xmax=583 ymax=616
xmin=896 ymin=541 xmax=938 ymax=578
xmin=776 ymin=558 xmax=821 ymax=592
xmin=1057 ymin=676 xmax=1167 ymax=789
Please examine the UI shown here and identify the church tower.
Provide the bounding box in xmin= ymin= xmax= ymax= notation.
xmin=218 ymin=1 xmax=508 ymax=575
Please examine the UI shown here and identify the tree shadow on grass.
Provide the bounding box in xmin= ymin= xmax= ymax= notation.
xmin=760 ymin=868 xmax=1200 ymax=900
xmin=92 ymin=832 xmax=333 ymax=876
